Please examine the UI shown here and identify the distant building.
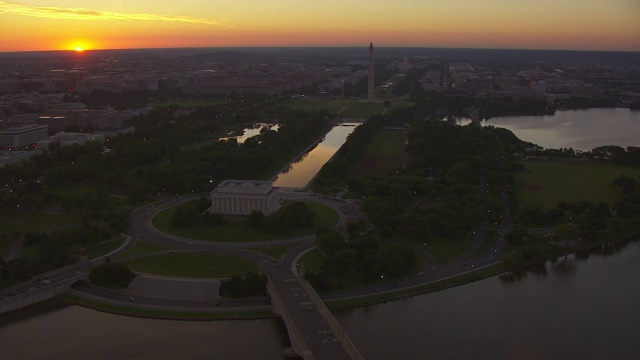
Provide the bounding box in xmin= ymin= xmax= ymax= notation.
xmin=211 ymin=180 xmax=281 ymax=216
xmin=36 ymin=132 xmax=104 ymax=151
xmin=0 ymin=150 xmax=41 ymax=168
xmin=0 ymin=124 xmax=48 ymax=150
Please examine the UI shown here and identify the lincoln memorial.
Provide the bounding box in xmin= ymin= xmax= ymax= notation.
xmin=210 ymin=180 xmax=281 ymax=216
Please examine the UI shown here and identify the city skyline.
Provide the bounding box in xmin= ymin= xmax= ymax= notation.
xmin=0 ymin=0 xmax=639 ymax=53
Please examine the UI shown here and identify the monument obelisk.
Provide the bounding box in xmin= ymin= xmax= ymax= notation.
xmin=367 ymin=42 xmax=375 ymax=102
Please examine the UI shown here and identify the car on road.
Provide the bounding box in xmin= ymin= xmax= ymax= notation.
xmin=128 ymin=297 xmax=135 ymax=301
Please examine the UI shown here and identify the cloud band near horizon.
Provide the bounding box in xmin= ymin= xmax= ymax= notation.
xmin=0 ymin=1 xmax=221 ymax=25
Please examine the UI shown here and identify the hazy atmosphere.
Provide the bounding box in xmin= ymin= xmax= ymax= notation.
xmin=1 ymin=0 xmax=639 ymax=52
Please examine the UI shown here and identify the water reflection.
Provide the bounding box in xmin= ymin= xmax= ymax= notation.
xmin=452 ymin=108 xmax=640 ymax=150
xmin=0 ymin=305 xmax=287 ymax=360
xmin=499 ymin=237 xmax=639 ymax=285
xmin=484 ymin=108 xmax=640 ymax=150
xmin=273 ymin=123 xmax=359 ymax=188
xmin=219 ymin=123 xmax=279 ymax=144
xmin=498 ymin=263 xmax=549 ymax=284
xmin=337 ymin=239 xmax=640 ymax=360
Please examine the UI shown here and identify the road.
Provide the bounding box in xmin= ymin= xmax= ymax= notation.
xmin=3 ymin=184 xmax=512 ymax=314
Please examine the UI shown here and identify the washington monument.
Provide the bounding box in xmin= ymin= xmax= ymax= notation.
xmin=367 ymin=42 xmax=375 ymax=102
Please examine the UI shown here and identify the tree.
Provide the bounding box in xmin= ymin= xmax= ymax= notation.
xmin=245 ymin=211 xmax=265 ymax=228
xmin=89 ymin=262 xmax=136 ymax=288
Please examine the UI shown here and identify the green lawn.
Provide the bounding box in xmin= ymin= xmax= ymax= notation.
xmin=85 ymin=238 xmax=126 ymax=260
xmin=125 ymin=253 xmax=258 ymax=278
xmin=420 ymin=237 xmax=474 ymax=265
xmin=345 ymin=130 xmax=406 ymax=181
xmin=299 ymin=247 xmax=326 ymax=273
xmin=115 ymin=241 xmax=168 ymax=259
xmin=515 ymin=161 xmax=640 ymax=210
xmin=285 ymin=98 xmax=412 ymax=119
xmin=151 ymin=201 xmax=339 ymax=242
xmin=364 ymin=130 xmax=407 ymax=155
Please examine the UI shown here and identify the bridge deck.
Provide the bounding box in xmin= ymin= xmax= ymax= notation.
xmin=268 ymin=268 xmax=362 ymax=360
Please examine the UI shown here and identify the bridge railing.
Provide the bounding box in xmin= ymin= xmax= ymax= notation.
xmin=267 ymin=277 xmax=315 ymax=360
xmin=297 ymin=276 xmax=364 ymax=360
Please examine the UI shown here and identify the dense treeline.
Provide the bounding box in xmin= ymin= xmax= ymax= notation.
xmin=350 ymin=120 xmax=528 ymax=239
xmin=172 ymin=197 xmax=224 ymax=227
xmin=0 ymin=230 xmax=98 ymax=281
xmin=245 ymin=202 xmax=316 ymax=233
xmin=305 ymin=230 xmax=415 ymax=291
xmin=0 ymin=107 xmax=330 ymax=210
xmin=89 ymin=262 xmax=136 ymax=288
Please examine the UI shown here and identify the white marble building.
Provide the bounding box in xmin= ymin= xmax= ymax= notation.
xmin=210 ymin=180 xmax=280 ymax=216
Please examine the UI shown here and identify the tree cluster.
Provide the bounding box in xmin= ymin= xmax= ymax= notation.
xmin=305 ymin=231 xmax=416 ymax=291
xmin=219 ymin=271 xmax=267 ymax=298
xmin=89 ymin=262 xmax=136 ymax=288
xmin=245 ymin=202 xmax=316 ymax=233
xmin=172 ymin=197 xmax=224 ymax=227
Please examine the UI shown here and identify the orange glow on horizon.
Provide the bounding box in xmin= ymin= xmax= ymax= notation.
xmin=0 ymin=1 xmax=638 ymax=52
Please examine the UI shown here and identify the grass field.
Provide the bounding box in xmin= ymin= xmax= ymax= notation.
xmin=115 ymin=241 xmax=169 ymax=259
xmin=85 ymin=238 xmax=126 ymax=260
xmin=285 ymin=98 xmax=412 ymax=119
xmin=125 ymin=253 xmax=257 ymax=278
xmin=420 ymin=237 xmax=473 ymax=265
xmin=516 ymin=161 xmax=640 ymax=210
xmin=299 ymin=247 xmax=326 ymax=273
xmin=151 ymin=201 xmax=339 ymax=242
xmin=345 ymin=130 xmax=406 ymax=181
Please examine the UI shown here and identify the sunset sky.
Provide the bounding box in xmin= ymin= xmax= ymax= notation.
xmin=0 ymin=0 xmax=638 ymax=52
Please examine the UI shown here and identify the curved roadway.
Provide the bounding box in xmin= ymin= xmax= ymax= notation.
xmin=72 ymin=188 xmax=512 ymax=310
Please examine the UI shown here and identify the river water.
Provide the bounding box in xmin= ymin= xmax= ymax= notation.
xmin=482 ymin=108 xmax=640 ymax=151
xmin=273 ymin=123 xmax=359 ymax=188
xmin=2 ymin=109 xmax=639 ymax=359
xmin=337 ymin=240 xmax=640 ymax=360
xmin=2 ymin=240 xmax=639 ymax=359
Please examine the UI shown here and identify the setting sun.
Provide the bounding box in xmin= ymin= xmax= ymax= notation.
xmin=75 ymin=46 xmax=84 ymax=52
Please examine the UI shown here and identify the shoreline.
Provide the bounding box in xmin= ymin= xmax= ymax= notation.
xmin=56 ymin=232 xmax=640 ymax=321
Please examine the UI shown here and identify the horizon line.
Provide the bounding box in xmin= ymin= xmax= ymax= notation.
xmin=1 ymin=45 xmax=639 ymax=55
